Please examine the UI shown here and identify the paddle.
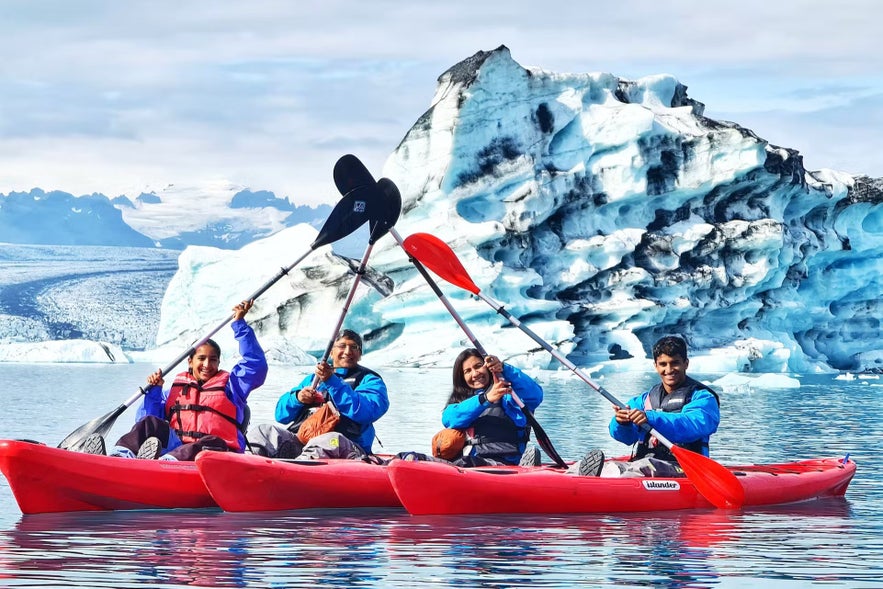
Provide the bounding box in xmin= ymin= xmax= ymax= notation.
xmin=333 ymin=153 xmax=376 ymax=195
xmin=57 ymin=177 xmax=380 ymax=452
xmin=402 ymin=232 xmax=746 ymax=509
xmin=310 ymin=174 xmax=402 ymax=388
xmin=332 ymin=159 xmax=567 ymax=467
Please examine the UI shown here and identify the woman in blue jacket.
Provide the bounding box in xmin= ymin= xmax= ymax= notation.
xmin=441 ymin=348 xmax=543 ymax=466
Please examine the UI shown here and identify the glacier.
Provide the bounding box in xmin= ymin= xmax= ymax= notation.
xmin=3 ymin=46 xmax=882 ymax=375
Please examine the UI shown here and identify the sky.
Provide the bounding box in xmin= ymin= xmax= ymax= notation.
xmin=0 ymin=0 xmax=881 ymax=207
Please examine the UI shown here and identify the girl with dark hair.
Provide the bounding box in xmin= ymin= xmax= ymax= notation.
xmin=440 ymin=348 xmax=544 ymax=466
xmin=80 ymin=299 xmax=268 ymax=461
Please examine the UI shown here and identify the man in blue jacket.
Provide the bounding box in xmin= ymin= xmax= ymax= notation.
xmin=249 ymin=329 xmax=389 ymax=459
xmin=603 ymin=334 xmax=720 ymax=477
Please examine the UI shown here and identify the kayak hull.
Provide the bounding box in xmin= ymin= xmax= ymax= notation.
xmin=195 ymin=450 xmax=401 ymax=512
xmin=0 ymin=439 xmax=216 ymax=514
xmin=387 ymin=457 xmax=856 ymax=515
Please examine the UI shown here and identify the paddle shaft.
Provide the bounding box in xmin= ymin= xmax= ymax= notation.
xmin=473 ymin=290 xmax=682 ymax=447
xmin=311 ymin=241 xmax=376 ymax=391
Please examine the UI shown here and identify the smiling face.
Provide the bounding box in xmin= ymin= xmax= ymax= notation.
xmin=189 ymin=343 xmax=221 ymax=382
xmin=461 ymin=354 xmax=491 ymax=391
xmin=331 ymin=336 xmax=362 ymax=369
xmin=654 ymin=353 xmax=688 ymax=393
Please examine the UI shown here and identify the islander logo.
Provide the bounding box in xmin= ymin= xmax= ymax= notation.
xmin=641 ymin=480 xmax=681 ymax=491
xmin=353 ymin=200 xmax=366 ymax=213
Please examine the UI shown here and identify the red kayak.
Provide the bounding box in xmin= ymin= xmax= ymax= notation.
xmin=0 ymin=439 xmax=215 ymax=514
xmin=387 ymin=456 xmax=856 ymax=515
xmin=194 ymin=450 xmax=401 ymax=512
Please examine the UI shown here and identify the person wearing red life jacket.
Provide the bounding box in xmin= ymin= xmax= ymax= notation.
xmin=82 ymin=299 xmax=268 ymax=460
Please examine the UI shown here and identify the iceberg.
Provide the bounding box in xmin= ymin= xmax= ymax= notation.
xmin=6 ymin=47 xmax=883 ymax=375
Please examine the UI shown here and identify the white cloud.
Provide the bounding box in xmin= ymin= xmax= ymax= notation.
xmin=0 ymin=0 xmax=880 ymax=204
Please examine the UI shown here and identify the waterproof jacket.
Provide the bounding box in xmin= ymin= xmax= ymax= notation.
xmin=275 ymin=365 xmax=389 ymax=453
xmin=138 ymin=319 xmax=268 ymax=452
xmin=608 ymin=376 xmax=720 ymax=459
xmin=442 ymin=363 xmax=543 ymax=465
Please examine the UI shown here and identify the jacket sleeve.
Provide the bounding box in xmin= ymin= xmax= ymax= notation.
xmin=502 ymin=364 xmax=543 ymax=412
xmin=227 ymin=319 xmax=269 ymax=404
xmin=136 ymin=384 xmax=168 ymax=421
xmin=442 ymin=394 xmax=487 ymax=428
xmin=645 ymin=388 xmax=721 ymax=443
xmin=275 ymin=374 xmax=313 ymax=424
xmin=608 ymin=393 xmax=644 ymax=446
xmin=322 ymin=371 xmax=390 ymax=426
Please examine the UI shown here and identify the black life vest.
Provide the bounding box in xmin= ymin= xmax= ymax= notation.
xmin=632 ymin=376 xmax=719 ymax=463
xmin=287 ymin=365 xmax=379 ymax=449
xmin=465 ymin=400 xmax=530 ymax=465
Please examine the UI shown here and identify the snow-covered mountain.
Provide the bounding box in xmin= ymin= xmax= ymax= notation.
xmin=0 ymin=184 xmax=333 ymax=250
xmin=4 ymin=46 xmax=883 ymax=374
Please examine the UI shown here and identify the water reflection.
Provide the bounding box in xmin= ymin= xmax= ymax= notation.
xmin=0 ymin=509 xmax=403 ymax=588
xmin=0 ymin=497 xmax=869 ymax=588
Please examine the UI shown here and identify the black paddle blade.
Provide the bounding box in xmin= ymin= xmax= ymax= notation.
xmin=311 ymin=183 xmax=379 ymax=249
xmin=367 ymin=177 xmax=402 ymax=244
xmin=57 ymin=404 xmax=127 ymax=450
xmin=333 ymin=154 xmax=376 ymax=196
xmin=523 ymin=409 xmax=567 ymax=468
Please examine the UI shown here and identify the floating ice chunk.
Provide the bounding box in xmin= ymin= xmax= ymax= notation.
xmin=0 ymin=340 xmax=130 ymax=363
xmin=711 ymin=372 xmax=799 ymax=391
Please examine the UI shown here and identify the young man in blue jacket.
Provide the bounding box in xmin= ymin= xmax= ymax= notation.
xmin=601 ymin=334 xmax=720 ymax=477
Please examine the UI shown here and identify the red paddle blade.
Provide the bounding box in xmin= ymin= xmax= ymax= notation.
xmin=671 ymin=445 xmax=745 ymax=509
xmin=402 ymin=233 xmax=481 ymax=295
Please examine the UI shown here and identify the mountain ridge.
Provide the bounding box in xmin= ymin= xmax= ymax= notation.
xmin=0 ymin=186 xmax=332 ymax=250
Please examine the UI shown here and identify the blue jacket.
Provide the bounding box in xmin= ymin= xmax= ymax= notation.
xmin=442 ymin=363 xmax=543 ymax=462
xmin=138 ymin=319 xmax=268 ymax=452
xmin=608 ymin=385 xmax=720 ymax=457
xmin=275 ymin=366 xmax=389 ymax=453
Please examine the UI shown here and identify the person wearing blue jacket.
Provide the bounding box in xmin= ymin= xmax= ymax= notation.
xmin=603 ymin=335 xmax=720 ymax=477
xmin=440 ymin=348 xmax=543 ymax=466
xmin=81 ymin=299 xmax=268 ymax=461
xmin=249 ymin=329 xmax=389 ymax=460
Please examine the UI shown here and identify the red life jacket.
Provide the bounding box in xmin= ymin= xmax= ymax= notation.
xmin=165 ymin=370 xmax=243 ymax=451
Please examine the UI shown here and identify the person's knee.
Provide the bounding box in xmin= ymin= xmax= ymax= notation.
xmin=247 ymin=423 xmax=299 ymax=458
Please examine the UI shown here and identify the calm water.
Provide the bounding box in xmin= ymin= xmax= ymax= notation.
xmin=0 ymin=363 xmax=881 ymax=588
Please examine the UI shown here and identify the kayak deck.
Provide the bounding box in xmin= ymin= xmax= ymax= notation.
xmin=0 ymin=439 xmax=215 ymax=514
xmin=2 ymin=437 xmax=856 ymax=517
xmin=195 ymin=450 xmax=401 ymax=512
xmin=387 ymin=456 xmax=856 ymax=515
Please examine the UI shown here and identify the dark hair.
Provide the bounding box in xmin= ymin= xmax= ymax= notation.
xmin=652 ymin=335 xmax=688 ymax=361
xmin=447 ymin=348 xmax=484 ymax=405
xmin=190 ymin=338 xmax=221 ymax=360
xmin=335 ymin=329 xmax=363 ymax=351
